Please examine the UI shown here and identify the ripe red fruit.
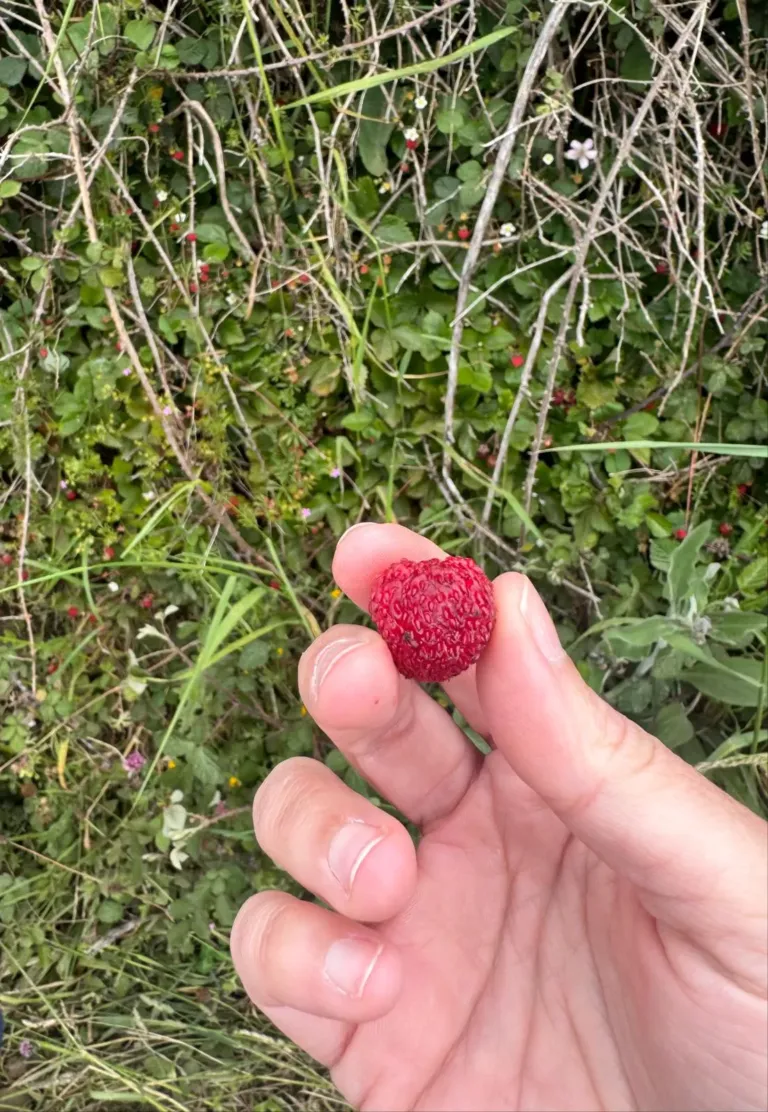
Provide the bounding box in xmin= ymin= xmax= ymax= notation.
xmin=510 ymin=353 xmax=524 ymax=369
xmin=369 ymin=556 xmax=495 ymax=683
xmin=139 ymin=594 xmax=154 ymax=610
xmin=269 ymin=579 xmax=281 ymax=590
xmin=67 ymin=606 xmax=79 ymax=619
xmin=199 ymin=272 xmax=208 ymax=283
xmin=185 ymin=232 xmax=197 ymax=242
xmin=708 ymin=121 xmax=727 ymax=140
xmin=189 ymin=282 xmax=198 ymax=293
xmin=1 ymin=553 xmax=12 ymax=566
xmin=736 ymin=483 xmax=750 ymax=497
xmin=22 ymin=569 xmax=29 ymax=581
xmin=148 ymin=123 xmax=160 ymax=134
xmin=400 ymin=162 xmax=410 ymax=173
xmin=298 ymin=272 xmax=310 ymax=284
xmin=66 ymin=489 xmax=77 ymax=501
xmin=718 ymin=522 xmax=733 ymax=537
xmin=103 ymin=546 xmax=115 ymax=560
xmin=39 ymin=347 xmax=48 ymax=358
xmin=405 ymin=138 xmax=418 ymax=150
xmin=359 ymin=264 xmax=369 ymax=275
xmin=169 ymin=222 xmax=179 ymax=233
xmin=457 ymin=226 xmax=471 ymax=241
xmin=675 ymin=528 xmax=688 ymax=541
xmin=655 ymin=263 xmax=669 ymax=275
xmin=88 ymin=613 xmax=97 ymax=624
xmin=171 ymin=149 xmax=184 ymax=161
xmin=47 ymin=660 xmax=59 ymax=675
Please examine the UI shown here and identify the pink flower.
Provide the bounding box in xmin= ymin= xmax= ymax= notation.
xmin=300 ymin=507 xmax=312 ymax=519
xmin=19 ymin=1039 xmax=33 ymax=1059
xmin=162 ymin=406 xmax=172 ymax=416
xmin=60 ymin=480 xmax=68 ymax=490
xmin=330 ymin=467 xmax=341 ymax=478
xmin=122 ymin=751 xmax=146 ymax=774
xmin=122 ymin=367 xmax=131 ymax=376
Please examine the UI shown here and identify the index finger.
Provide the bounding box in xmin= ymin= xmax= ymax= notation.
xmin=332 ymin=523 xmax=488 ymax=736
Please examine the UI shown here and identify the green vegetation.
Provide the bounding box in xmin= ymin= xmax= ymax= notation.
xmin=1 ymin=0 xmax=766 ymax=1107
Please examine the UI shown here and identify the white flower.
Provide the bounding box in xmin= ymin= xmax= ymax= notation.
xmin=760 ymin=220 xmax=768 ymax=239
xmin=156 ymin=189 xmax=168 ymax=202
xmin=500 ymin=222 xmax=516 ymax=238
xmin=172 ymin=211 xmax=186 ymax=224
xmin=107 ymin=581 xmax=119 ymax=594
xmin=565 ymin=137 xmax=597 ymax=170
xmin=542 ymin=152 xmax=554 ymax=166
xmin=136 ymin=624 xmax=163 ymax=640
xmin=226 ymin=293 xmax=238 ymax=306
xmin=143 ymin=491 xmax=156 ymax=501
xmin=403 ymin=127 xmax=419 ymax=142
xmin=379 ymin=181 xmax=392 ymax=194
xmin=414 ymin=95 xmax=428 ymax=111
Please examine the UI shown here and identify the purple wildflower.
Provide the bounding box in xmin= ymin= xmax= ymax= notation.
xmin=19 ymin=1039 xmax=33 ymax=1059
xmin=300 ymin=507 xmax=312 ymax=519
xmin=122 ymin=751 xmax=146 ymax=774
xmin=330 ymin=467 xmax=341 ymax=478
xmin=60 ymin=480 xmax=68 ymax=490
xmin=162 ymin=405 xmax=172 ymax=416
xmin=122 ymin=367 xmax=131 ymax=376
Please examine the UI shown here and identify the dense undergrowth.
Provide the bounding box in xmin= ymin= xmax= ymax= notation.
xmin=0 ymin=0 xmax=766 ymax=1107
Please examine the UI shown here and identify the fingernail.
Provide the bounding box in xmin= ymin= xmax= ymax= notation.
xmin=328 ymin=821 xmax=385 ymax=894
xmin=310 ymin=638 xmax=366 ymax=701
xmin=324 ymin=937 xmax=383 ymax=997
xmin=520 ymin=579 xmax=566 ymax=663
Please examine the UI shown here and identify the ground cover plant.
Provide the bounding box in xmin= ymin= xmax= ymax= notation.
xmin=0 ymin=0 xmax=766 ymax=1107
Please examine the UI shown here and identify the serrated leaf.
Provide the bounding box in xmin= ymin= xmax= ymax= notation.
xmin=176 ymin=37 xmax=207 ymax=66
xmin=195 ymin=223 xmax=228 ymax=245
xmin=377 ymin=215 xmax=412 ymax=245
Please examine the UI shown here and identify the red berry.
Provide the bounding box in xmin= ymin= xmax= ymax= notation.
xmin=66 ymin=489 xmax=77 ymax=501
xmin=185 ymin=232 xmax=197 ymax=242
xmin=153 ymin=198 xmax=161 ymax=207
xmin=457 ymin=226 xmax=471 ymax=241
xmin=148 ymin=123 xmax=160 ymax=134
xmin=199 ymin=272 xmax=208 ymax=283
xmin=21 ymin=569 xmax=29 ymax=581
xmin=88 ymin=613 xmax=97 ymax=624
xmin=170 ymin=222 xmax=179 ymax=233
xmin=139 ymin=594 xmax=154 ymax=610
xmin=171 ymin=149 xmax=184 ymax=161
xmin=221 ymin=270 xmax=229 ymax=278
xmin=103 ymin=546 xmax=115 ymax=560
xmin=39 ymin=347 xmax=48 ymax=358
xmin=359 ymin=264 xmax=369 ymax=275
xmin=405 ymin=138 xmax=418 ymax=150
xmin=510 ymin=353 xmax=524 ymax=369
xmin=736 ymin=483 xmax=750 ymax=497
xmin=1 ymin=553 xmax=12 ymax=566
xmin=718 ymin=522 xmax=733 ymax=537
xmin=67 ymin=606 xmax=79 ymax=619
xmin=655 ymin=263 xmax=669 ymax=275
xmin=675 ymin=528 xmax=688 ymax=541
xmin=298 ymin=272 xmax=310 ymax=284
xmin=369 ymin=556 xmax=495 ymax=683
xmin=189 ymin=282 xmax=198 ymax=293
xmin=269 ymin=579 xmax=281 ymax=590
xmin=115 ymin=341 xmax=122 ymax=352
xmin=47 ymin=660 xmax=59 ymax=675
xmin=400 ymin=162 xmax=410 ymax=173
xmin=708 ymin=121 xmax=727 ymax=139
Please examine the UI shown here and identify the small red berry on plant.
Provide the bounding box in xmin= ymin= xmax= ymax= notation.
xmin=736 ymin=483 xmax=750 ymax=497
xmin=718 ymin=522 xmax=733 ymax=537
xmin=47 ymin=660 xmax=59 ymax=675
xmin=675 ymin=528 xmax=688 ymax=541
xmin=369 ymin=556 xmax=496 ymax=683
xmin=1 ymin=553 xmax=12 ymax=566
xmin=298 ymin=272 xmax=310 ymax=284
xmin=66 ymin=489 xmax=77 ymax=501
xmin=189 ymin=282 xmax=198 ymax=293
xmin=67 ymin=606 xmax=79 ymax=619
xmin=185 ymin=232 xmax=197 ymax=242
xmin=457 ymin=226 xmax=471 ymax=241
xmin=655 ymin=263 xmax=669 ymax=275
xmin=171 ymin=149 xmax=184 ymax=161
xmin=88 ymin=613 xmax=98 ymax=624
xmin=360 ymin=264 xmax=369 ymax=275
xmin=170 ymin=222 xmax=179 ymax=233
xmin=39 ymin=347 xmax=48 ymax=358
xmin=139 ymin=594 xmax=154 ymax=610
xmin=148 ymin=123 xmax=160 ymax=134
xmin=103 ymin=546 xmax=115 ymax=561
xmin=21 ymin=569 xmax=29 ymax=581
xmin=269 ymin=579 xmax=281 ymax=590
xmin=510 ymin=353 xmax=524 ymax=369
xmin=199 ymin=272 xmax=208 ymax=283
xmin=405 ymin=138 xmax=418 ymax=150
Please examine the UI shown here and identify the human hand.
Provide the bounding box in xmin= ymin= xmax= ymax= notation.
xmin=232 ymin=523 xmax=768 ymax=1112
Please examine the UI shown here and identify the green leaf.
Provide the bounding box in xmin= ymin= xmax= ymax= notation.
xmin=125 ymin=19 xmax=156 ymax=51
xmin=684 ymin=657 xmax=764 ymax=707
xmin=0 ymin=57 xmax=27 ymax=86
xmin=377 ymin=215 xmax=412 ymax=245
xmin=436 ymin=108 xmax=464 ymax=134
xmin=457 ymin=363 xmax=492 ymax=393
xmin=195 ymin=223 xmax=228 ymax=245
xmin=341 ymin=409 xmax=374 ymax=432
xmin=709 ymin=611 xmax=766 ymax=648
xmin=623 ymin=411 xmax=659 ymax=438
xmin=738 ymin=556 xmax=767 ymax=595
xmin=176 ymin=37 xmax=207 ymax=66
xmin=188 ymin=746 xmax=221 ymax=786
xmin=667 ymin=521 xmax=711 ymax=606
xmin=218 ymin=319 xmax=244 ymax=346
xmin=0 ymin=180 xmax=21 ymax=199
xmin=99 ymin=267 xmax=124 ymax=288
xmin=653 ymin=702 xmax=694 ymax=750
xmin=358 ymin=87 xmax=394 ymax=177
xmin=97 ymin=899 xmax=124 ymax=925
xmin=620 ymin=37 xmax=653 ymax=85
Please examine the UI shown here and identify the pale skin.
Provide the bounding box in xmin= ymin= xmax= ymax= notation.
xmin=231 ymin=523 xmax=768 ymax=1112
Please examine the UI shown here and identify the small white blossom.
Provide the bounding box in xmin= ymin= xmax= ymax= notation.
xmin=143 ymin=491 xmax=156 ymax=501
xmin=500 ymin=222 xmax=516 ymax=238
xmin=414 ymin=95 xmax=428 ymax=111
xmin=760 ymin=220 xmax=768 ymax=239
xmin=722 ymin=596 xmax=740 ymax=612
xmin=542 ymin=152 xmax=554 ymax=166
xmin=172 ymin=211 xmax=186 ymax=224
xmin=565 ymin=137 xmax=597 ymax=170
xmin=136 ymin=624 xmax=164 ymax=640
xmin=107 ymin=581 xmax=119 ymax=594
xmin=226 ymin=293 xmax=238 ymax=306
xmin=403 ymin=127 xmax=419 ymax=142
xmin=156 ymin=189 xmax=168 ymax=202
xmin=379 ymin=181 xmax=392 ymax=194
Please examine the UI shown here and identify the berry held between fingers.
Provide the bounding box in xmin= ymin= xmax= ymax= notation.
xmin=369 ymin=556 xmax=495 ymax=683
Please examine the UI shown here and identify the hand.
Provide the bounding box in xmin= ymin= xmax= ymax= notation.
xmin=232 ymin=523 xmax=768 ymax=1112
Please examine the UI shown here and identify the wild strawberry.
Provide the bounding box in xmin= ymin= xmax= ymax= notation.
xmin=67 ymin=606 xmax=79 ymax=619
xmin=298 ymin=272 xmax=310 ymax=284
xmin=405 ymin=138 xmax=418 ymax=150
xmin=221 ymin=270 xmax=229 ymax=278
xmin=199 ymin=272 xmax=208 ymax=283
xmin=171 ymin=149 xmax=184 ymax=161
xmin=736 ymin=483 xmax=750 ymax=497
xmin=115 ymin=341 xmax=122 ymax=352
xmin=370 ymin=556 xmax=495 ymax=682
xmin=88 ymin=613 xmax=98 ymax=624
xmin=510 ymin=353 xmax=524 ymax=369
xmin=169 ymin=222 xmax=179 ymax=233
xmin=139 ymin=594 xmax=153 ymax=610
xmin=189 ymin=282 xmax=198 ymax=294
xmin=708 ymin=121 xmax=727 ymax=140
xmin=1 ymin=553 xmax=12 ymax=566
xmin=269 ymin=579 xmax=281 ymax=590
xmin=185 ymin=232 xmax=197 ymax=243
xmin=39 ymin=347 xmax=48 ymax=358
xmin=655 ymin=263 xmax=669 ymax=275
xmin=400 ymin=162 xmax=410 ymax=172
xmin=718 ymin=522 xmax=733 ymax=537
xmin=457 ymin=226 xmax=471 ymax=241
xmin=66 ymin=489 xmax=77 ymax=501
xmin=148 ymin=123 xmax=160 ymax=134
xmin=103 ymin=546 xmax=115 ymax=561
xmin=360 ymin=264 xmax=369 ymax=275
xmin=21 ymin=569 xmax=29 ymax=581
xmin=47 ymin=660 xmax=59 ymax=675
xmin=675 ymin=528 xmax=688 ymax=541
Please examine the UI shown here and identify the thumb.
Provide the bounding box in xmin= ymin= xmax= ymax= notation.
xmin=477 ymin=574 xmax=766 ymax=978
